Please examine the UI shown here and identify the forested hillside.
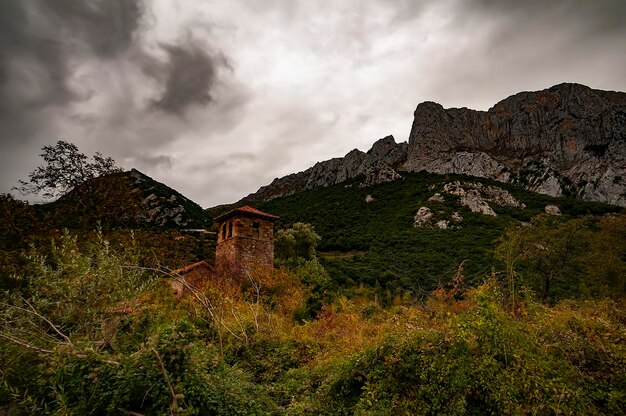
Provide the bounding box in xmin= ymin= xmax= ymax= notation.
xmin=256 ymin=171 xmax=622 ymax=302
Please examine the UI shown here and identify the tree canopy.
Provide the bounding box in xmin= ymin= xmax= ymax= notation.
xmin=274 ymin=222 xmax=321 ymax=267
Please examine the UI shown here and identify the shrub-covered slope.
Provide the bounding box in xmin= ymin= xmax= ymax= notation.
xmin=255 ymin=172 xmax=621 ymax=295
xmin=36 ymin=169 xmax=211 ymax=229
xmin=1 ymin=233 xmax=624 ymax=415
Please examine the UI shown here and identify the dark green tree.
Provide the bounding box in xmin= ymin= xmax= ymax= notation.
xmin=274 ymin=222 xmax=321 ymax=267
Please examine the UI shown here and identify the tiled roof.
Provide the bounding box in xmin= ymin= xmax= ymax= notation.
xmin=214 ymin=205 xmax=279 ymax=222
xmin=173 ymin=261 xmax=212 ymax=275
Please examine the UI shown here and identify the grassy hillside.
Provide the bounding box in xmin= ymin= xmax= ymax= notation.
xmin=0 ymin=170 xmax=216 ymax=290
xmin=257 ymin=172 xmax=621 ymax=296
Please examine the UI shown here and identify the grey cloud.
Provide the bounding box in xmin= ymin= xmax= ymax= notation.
xmin=2 ymin=0 xmax=626 ymax=208
xmin=132 ymin=153 xmax=174 ymax=170
xmin=412 ymin=0 xmax=626 ymax=110
xmin=456 ymin=0 xmax=626 ymax=41
xmin=43 ymin=0 xmax=144 ymax=58
xmin=0 ymin=0 xmax=145 ymax=149
xmin=151 ymin=39 xmax=227 ymax=114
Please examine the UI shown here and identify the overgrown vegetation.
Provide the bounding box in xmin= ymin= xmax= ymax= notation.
xmin=1 ymin=224 xmax=625 ymax=415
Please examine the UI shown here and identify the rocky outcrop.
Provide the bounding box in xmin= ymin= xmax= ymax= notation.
xmin=442 ymin=181 xmax=525 ymax=216
xmin=128 ymin=169 xmax=209 ymax=227
xmin=415 ymin=181 xmax=525 ymax=228
xmin=414 ymin=206 xmax=433 ymax=227
xmin=402 ymin=83 xmax=626 ymax=206
xmin=247 ymin=136 xmax=408 ymax=202
xmin=428 ymin=193 xmax=445 ymax=203
xmin=545 ymin=205 xmax=562 ymax=216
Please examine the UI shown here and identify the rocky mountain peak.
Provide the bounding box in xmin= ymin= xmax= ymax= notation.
xmin=243 ymin=83 xmax=625 ymax=207
xmin=402 ymin=83 xmax=626 ymax=206
xmin=245 ymin=135 xmax=408 ymax=202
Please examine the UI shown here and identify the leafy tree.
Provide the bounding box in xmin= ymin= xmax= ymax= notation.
xmin=580 ymin=213 xmax=626 ymax=298
xmin=275 ymin=223 xmax=321 ymax=267
xmin=496 ymin=215 xmax=590 ymax=302
xmin=15 ymin=140 xmax=121 ymax=199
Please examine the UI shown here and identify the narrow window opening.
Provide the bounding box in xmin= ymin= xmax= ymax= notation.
xmin=252 ymin=221 xmax=260 ymax=238
xmin=228 ymin=221 xmax=233 ymax=238
xmin=221 ymin=223 xmax=227 ymax=240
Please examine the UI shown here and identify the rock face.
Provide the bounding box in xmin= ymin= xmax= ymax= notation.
xmin=244 ymin=83 xmax=625 ymax=207
xmin=442 ymin=181 xmax=525 ymax=216
xmin=246 ymin=136 xmax=408 ymax=202
xmin=415 ymin=181 xmax=525 ymax=228
xmin=403 ymin=83 xmax=626 ymax=206
xmin=128 ymin=169 xmax=209 ymax=228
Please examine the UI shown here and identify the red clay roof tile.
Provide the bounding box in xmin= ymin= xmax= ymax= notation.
xmin=214 ymin=205 xmax=279 ymax=222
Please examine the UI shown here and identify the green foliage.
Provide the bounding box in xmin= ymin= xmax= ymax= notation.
xmin=38 ymin=172 xmax=144 ymax=230
xmin=496 ymin=213 xmax=626 ymax=302
xmin=38 ymin=169 xmax=211 ymax=230
xmin=580 ymin=214 xmax=626 ymax=298
xmin=0 ymin=231 xmax=280 ymax=415
xmin=0 ymin=194 xmax=39 ymax=289
xmin=295 ymin=260 xmax=334 ymax=319
xmin=2 ymin=166 xmax=626 ymax=414
xmin=1 ymin=225 xmax=625 ymax=414
xmin=284 ymin=284 xmax=626 ymax=415
xmin=275 ymin=222 xmax=321 ymax=267
xmin=260 ymin=172 xmax=622 ymax=298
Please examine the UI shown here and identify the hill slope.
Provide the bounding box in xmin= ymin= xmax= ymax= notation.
xmin=253 ymin=171 xmax=621 ymax=298
xmin=38 ymin=169 xmax=211 ymax=229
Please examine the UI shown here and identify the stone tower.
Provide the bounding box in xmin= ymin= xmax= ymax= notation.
xmin=214 ymin=205 xmax=278 ymax=279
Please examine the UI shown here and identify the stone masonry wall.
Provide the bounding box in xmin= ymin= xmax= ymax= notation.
xmin=215 ymin=215 xmax=275 ymax=279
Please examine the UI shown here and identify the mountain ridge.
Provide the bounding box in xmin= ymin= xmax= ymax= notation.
xmin=239 ymin=83 xmax=626 ymax=207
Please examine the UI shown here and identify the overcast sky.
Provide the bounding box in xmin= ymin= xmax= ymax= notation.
xmin=1 ymin=0 xmax=625 ymax=207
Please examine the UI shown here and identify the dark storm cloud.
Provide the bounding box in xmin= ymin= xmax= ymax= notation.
xmin=453 ymin=0 xmax=626 ymax=47
xmin=0 ymin=0 xmax=145 ymax=147
xmin=151 ymin=39 xmax=227 ymax=114
xmin=43 ymin=0 xmax=144 ymax=57
xmin=0 ymin=0 xmax=242 ymax=200
xmin=0 ymin=1 xmax=72 ymax=111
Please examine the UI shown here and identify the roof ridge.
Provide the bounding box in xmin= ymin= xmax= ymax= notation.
xmin=214 ymin=205 xmax=279 ymax=222
xmin=173 ymin=260 xmax=211 ymax=274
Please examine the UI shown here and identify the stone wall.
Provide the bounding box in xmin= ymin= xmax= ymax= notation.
xmin=215 ymin=215 xmax=275 ymax=279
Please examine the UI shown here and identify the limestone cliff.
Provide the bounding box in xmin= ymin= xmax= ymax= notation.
xmin=403 ymin=83 xmax=626 ymax=206
xmin=245 ymin=83 xmax=626 ymax=206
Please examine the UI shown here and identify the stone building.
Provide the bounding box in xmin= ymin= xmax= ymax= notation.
xmin=171 ymin=261 xmax=212 ymax=296
xmin=214 ymin=205 xmax=279 ymax=279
